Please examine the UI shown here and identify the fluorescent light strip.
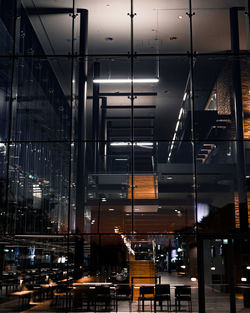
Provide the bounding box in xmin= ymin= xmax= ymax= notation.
xmin=178 ymin=108 xmax=184 ymax=120
xmin=110 ymin=142 xmax=153 ymax=147
xmin=175 ymin=120 xmax=180 ymax=132
xmin=115 ymin=158 xmax=128 ymax=161
xmin=93 ymin=78 xmax=159 ymax=84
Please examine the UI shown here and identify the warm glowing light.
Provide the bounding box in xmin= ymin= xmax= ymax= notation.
xmin=93 ymin=78 xmax=159 ymax=84
xmin=241 ymin=277 xmax=247 ymax=282
xmin=191 ymin=277 xmax=197 ymax=282
xmin=210 ymin=266 xmax=216 ymax=271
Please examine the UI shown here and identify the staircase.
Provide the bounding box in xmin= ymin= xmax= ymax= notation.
xmin=129 ymin=260 xmax=156 ymax=300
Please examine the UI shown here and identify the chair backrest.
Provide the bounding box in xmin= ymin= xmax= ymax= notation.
xmin=95 ymin=286 xmax=110 ymax=296
xmin=140 ymin=286 xmax=154 ymax=296
xmin=56 ymin=284 xmax=69 ymax=293
xmin=155 ymin=284 xmax=170 ymax=295
xmin=175 ymin=286 xmax=191 ymax=296
xmin=116 ymin=285 xmax=131 ymax=296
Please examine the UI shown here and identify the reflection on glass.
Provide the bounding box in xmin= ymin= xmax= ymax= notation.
xmin=203 ymin=239 xmax=230 ymax=313
xmin=21 ymin=1 xmax=73 ymax=55
xmin=134 ymin=0 xmax=190 ymax=54
xmin=134 ymin=57 xmax=191 ymax=141
xmin=0 ymin=0 xmax=15 ymax=55
xmin=192 ymin=1 xmax=247 ymax=53
xmin=76 ymin=0 xmax=130 ymax=54
xmin=0 ymin=58 xmax=12 ymax=141
xmin=7 ymin=143 xmax=70 ymax=234
xmin=12 ymin=57 xmax=71 ymax=141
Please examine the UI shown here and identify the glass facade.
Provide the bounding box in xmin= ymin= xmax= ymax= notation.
xmin=0 ymin=0 xmax=249 ymax=312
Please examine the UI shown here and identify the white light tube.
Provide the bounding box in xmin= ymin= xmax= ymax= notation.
xmin=175 ymin=120 xmax=180 ymax=132
xmin=110 ymin=142 xmax=153 ymax=147
xmin=178 ymin=108 xmax=184 ymax=120
xmin=93 ymin=78 xmax=159 ymax=84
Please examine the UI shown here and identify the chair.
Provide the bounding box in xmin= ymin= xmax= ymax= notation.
xmin=94 ymin=286 xmax=112 ymax=312
xmin=25 ymin=284 xmax=43 ymax=302
xmin=154 ymin=284 xmax=171 ymax=312
xmin=53 ymin=284 xmax=72 ymax=309
xmin=138 ymin=286 xmax=155 ymax=312
xmin=72 ymin=286 xmax=94 ymax=311
xmin=115 ymin=285 xmax=131 ymax=312
xmin=175 ymin=286 xmax=192 ymax=313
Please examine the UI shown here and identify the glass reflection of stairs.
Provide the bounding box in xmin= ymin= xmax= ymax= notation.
xmin=129 ymin=260 xmax=156 ymax=300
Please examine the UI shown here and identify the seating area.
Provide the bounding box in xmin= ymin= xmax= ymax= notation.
xmin=1 ymin=273 xmax=194 ymax=312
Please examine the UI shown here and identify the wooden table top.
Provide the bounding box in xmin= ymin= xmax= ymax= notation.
xmin=11 ymin=290 xmax=34 ymax=296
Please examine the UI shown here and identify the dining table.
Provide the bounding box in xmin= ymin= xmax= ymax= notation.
xmin=10 ymin=290 xmax=34 ymax=307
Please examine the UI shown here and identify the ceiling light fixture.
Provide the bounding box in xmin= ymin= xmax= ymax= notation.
xmin=178 ymin=15 xmax=183 ymax=19
xmin=93 ymin=78 xmax=159 ymax=84
xmin=110 ymin=142 xmax=153 ymax=147
xmin=115 ymin=158 xmax=128 ymax=161
xmin=168 ymin=107 xmax=184 ymax=162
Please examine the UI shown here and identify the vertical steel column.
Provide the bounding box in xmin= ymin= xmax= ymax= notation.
xmin=92 ymin=62 xmax=100 ymax=172
xmin=101 ymin=97 xmax=107 ymax=171
xmin=129 ymin=0 xmax=135 ymax=234
xmin=230 ymin=7 xmax=249 ymax=232
xmin=187 ymin=0 xmax=206 ymax=312
xmin=74 ymin=8 xmax=88 ymax=279
xmin=75 ymin=9 xmax=88 ymax=232
xmin=228 ymin=238 xmax=236 ymax=313
xmin=197 ymin=236 xmax=205 ymax=313
xmin=5 ymin=0 xmax=20 ymax=234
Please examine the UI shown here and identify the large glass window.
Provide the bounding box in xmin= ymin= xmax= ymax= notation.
xmin=0 ymin=0 xmax=249 ymax=312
